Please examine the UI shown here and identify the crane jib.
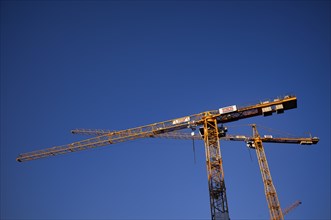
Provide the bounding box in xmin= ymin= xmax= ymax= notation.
xmin=16 ymin=95 xmax=298 ymax=162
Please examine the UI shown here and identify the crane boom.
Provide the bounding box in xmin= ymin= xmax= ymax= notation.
xmin=16 ymin=95 xmax=296 ymax=162
xmin=71 ymin=129 xmax=319 ymax=145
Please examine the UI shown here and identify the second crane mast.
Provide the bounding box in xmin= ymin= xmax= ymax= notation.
xmin=17 ymin=95 xmax=298 ymax=220
xmin=251 ymin=124 xmax=284 ymax=220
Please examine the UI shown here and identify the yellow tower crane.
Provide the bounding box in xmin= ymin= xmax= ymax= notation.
xmin=17 ymin=95 xmax=299 ymax=220
xmin=151 ymin=126 xmax=315 ymax=220
xmin=72 ymin=125 xmax=318 ymax=219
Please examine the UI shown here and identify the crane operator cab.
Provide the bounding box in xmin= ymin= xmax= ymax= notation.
xmin=246 ymin=140 xmax=255 ymax=149
xmin=198 ymin=124 xmax=228 ymax=138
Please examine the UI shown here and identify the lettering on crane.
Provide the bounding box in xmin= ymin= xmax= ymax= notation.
xmin=219 ymin=105 xmax=237 ymax=115
xmin=172 ymin=116 xmax=190 ymax=125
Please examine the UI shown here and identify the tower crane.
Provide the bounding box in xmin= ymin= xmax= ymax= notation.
xmin=154 ymin=126 xmax=315 ymax=220
xmin=71 ymin=125 xmax=318 ymax=219
xmin=158 ymin=125 xmax=315 ymax=219
xmin=17 ymin=95 xmax=298 ymax=220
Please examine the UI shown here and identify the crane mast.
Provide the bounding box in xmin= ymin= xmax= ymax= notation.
xmin=251 ymin=124 xmax=284 ymax=220
xmin=17 ymin=95 xmax=299 ymax=220
xmin=203 ymin=115 xmax=229 ymax=219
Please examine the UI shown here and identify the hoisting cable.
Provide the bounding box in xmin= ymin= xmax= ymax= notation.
xmin=191 ymin=131 xmax=197 ymax=164
xmin=247 ymin=147 xmax=253 ymax=162
xmin=192 ymin=137 xmax=196 ymax=164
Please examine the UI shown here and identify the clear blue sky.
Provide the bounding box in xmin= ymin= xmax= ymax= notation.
xmin=1 ymin=1 xmax=330 ymax=219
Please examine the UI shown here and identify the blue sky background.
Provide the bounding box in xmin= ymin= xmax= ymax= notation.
xmin=1 ymin=1 xmax=330 ymax=219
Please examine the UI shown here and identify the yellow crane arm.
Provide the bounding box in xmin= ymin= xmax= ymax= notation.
xmin=16 ymin=95 xmax=297 ymax=162
xmin=71 ymin=129 xmax=319 ymax=146
xmin=16 ymin=113 xmax=204 ymax=162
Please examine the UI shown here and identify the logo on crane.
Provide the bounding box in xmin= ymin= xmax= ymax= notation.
xmin=172 ymin=116 xmax=190 ymax=125
xmin=219 ymin=105 xmax=237 ymax=115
